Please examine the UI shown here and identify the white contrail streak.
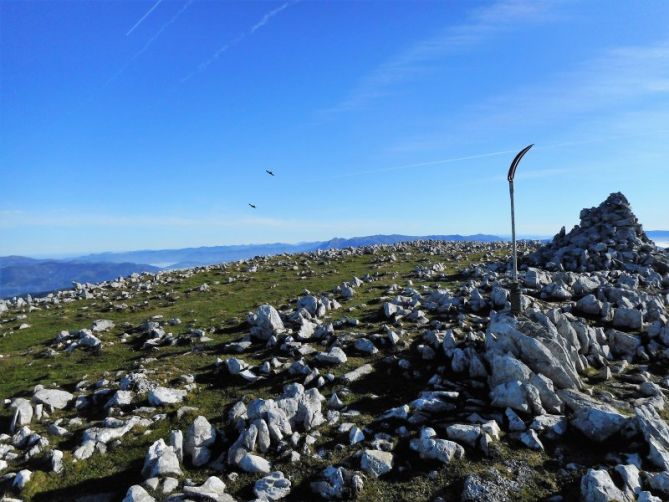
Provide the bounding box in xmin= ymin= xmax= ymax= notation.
xmin=307 ymin=129 xmax=669 ymax=183
xmin=104 ymin=0 xmax=194 ymax=88
xmin=181 ymin=0 xmax=297 ymax=83
xmin=323 ymin=149 xmax=520 ymax=181
xmin=126 ymin=0 xmax=165 ymax=36
xmin=250 ymin=1 xmax=292 ymax=33
xmin=133 ymin=0 xmax=194 ymax=61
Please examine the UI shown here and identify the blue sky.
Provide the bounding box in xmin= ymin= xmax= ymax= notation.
xmin=2 ymin=0 xmax=669 ymax=256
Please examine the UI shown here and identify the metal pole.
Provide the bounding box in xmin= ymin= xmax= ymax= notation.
xmin=510 ymin=180 xmax=517 ymax=283
xmin=507 ymin=144 xmax=533 ymax=315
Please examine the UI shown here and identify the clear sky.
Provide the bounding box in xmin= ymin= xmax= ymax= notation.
xmin=2 ymin=0 xmax=669 ymax=257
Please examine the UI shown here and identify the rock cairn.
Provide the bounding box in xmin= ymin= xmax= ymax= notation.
xmin=529 ymin=192 xmax=663 ymax=272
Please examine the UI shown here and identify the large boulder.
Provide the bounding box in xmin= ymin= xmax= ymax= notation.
xmin=185 ymin=416 xmax=216 ymax=467
xmin=360 ymin=449 xmax=393 ymax=477
xmin=142 ymin=439 xmax=182 ymax=478
xmin=635 ymin=404 xmax=669 ymax=470
xmin=249 ymin=305 xmax=285 ymax=340
xmin=486 ymin=315 xmax=582 ymax=390
xmin=580 ymin=468 xmax=631 ymax=502
xmin=559 ymin=389 xmax=628 ymax=442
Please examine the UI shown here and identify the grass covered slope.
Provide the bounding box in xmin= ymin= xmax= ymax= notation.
xmin=0 ymin=243 xmax=560 ymax=501
xmin=5 ymin=232 xmax=663 ymax=502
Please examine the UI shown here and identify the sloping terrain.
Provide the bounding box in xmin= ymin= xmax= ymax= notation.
xmin=0 ymin=193 xmax=667 ymax=502
xmin=0 ymin=260 xmax=160 ymax=299
xmin=0 ymin=234 xmax=504 ymax=298
xmin=75 ymin=234 xmax=504 ymax=268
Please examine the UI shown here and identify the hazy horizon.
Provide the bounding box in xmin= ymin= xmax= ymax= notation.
xmin=5 ymin=229 xmax=669 ymax=262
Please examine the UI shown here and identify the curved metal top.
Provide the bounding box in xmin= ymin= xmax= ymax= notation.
xmin=507 ymin=144 xmax=534 ymax=182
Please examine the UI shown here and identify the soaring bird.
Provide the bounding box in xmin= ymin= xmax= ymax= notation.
xmin=248 ymin=203 xmax=256 ymax=209
xmin=266 ymin=170 xmax=275 ymax=176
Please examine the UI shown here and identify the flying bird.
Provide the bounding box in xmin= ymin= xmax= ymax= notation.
xmin=248 ymin=203 xmax=256 ymax=209
xmin=266 ymin=170 xmax=275 ymax=176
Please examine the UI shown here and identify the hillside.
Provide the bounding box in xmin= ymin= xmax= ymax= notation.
xmin=0 ymin=261 xmax=160 ymax=298
xmin=5 ymin=232 xmax=665 ymax=300
xmin=0 ymin=194 xmax=668 ymax=501
xmin=75 ymin=234 xmax=505 ymax=268
xmin=0 ymin=234 xmax=504 ymax=298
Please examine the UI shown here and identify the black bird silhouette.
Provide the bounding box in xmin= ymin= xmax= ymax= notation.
xmin=248 ymin=203 xmax=256 ymax=209
xmin=266 ymin=170 xmax=275 ymax=176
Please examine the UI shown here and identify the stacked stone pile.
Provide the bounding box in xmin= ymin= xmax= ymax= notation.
xmin=528 ymin=192 xmax=666 ymax=273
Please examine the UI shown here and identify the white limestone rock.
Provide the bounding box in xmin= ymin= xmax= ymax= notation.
xmin=148 ymin=387 xmax=187 ymax=407
xmin=122 ymin=485 xmax=156 ymax=502
xmin=254 ymin=471 xmax=292 ymax=500
xmin=580 ymin=468 xmax=630 ymax=502
xmin=142 ymin=439 xmax=182 ymax=478
xmin=239 ymin=452 xmax=271 ymax=474
xmin=360 ymin=449 xmax=393 ymax=477
xmin=32 ymin=389 xmax=74 ymax=410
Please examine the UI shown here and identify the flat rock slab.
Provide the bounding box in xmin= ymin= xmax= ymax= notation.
xmin=33 ymin=389 xmax=74 ymax=410
xmin=343 ymin=363 xmax=374 ymax=383
xmin=360 ymin=449 xmax=393 ymax=477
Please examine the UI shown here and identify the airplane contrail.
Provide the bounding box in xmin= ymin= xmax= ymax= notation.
xmin=181 ymin=0 xmax=297 ymax=83
xmin=323 ymin=149 xmax=521 ymax=181
xmin=104 ymin=0 xmax=195 ymax=88
xmin=250 ymin=1 xmax=293 ymax=34
xmin=126 ymin=0 xmax=165 ymax=36
xmin=306 ymin=129 xmax=669 ymax=183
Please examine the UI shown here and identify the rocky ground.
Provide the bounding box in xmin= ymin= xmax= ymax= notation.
xmin=0 ymin=192 xmax=668 ymax=502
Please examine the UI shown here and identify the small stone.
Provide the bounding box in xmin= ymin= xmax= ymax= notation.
xmin=12 ymin=469 xmax=32 ymax=490
xmin=520 ymin=429 xmax=544 ymax=451
xmin=239 ymin=452 xmax=271 ymax=474
xmin=349 ymin=426 xmax=365 ymax=445
xmin=122 ymin=485 xmax=156 ymax=502
xmin=254 ymin=471 xmax=292 ymax=500
xmin=183 ymin=476 xmax=230 ymax=500
xmin=162 ymin=477 xmax=179 ymax=494
xmin=148 ymin=387 xmax=187 ymax=407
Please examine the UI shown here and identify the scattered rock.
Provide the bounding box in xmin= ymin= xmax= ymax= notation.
xmin=254 ymin=471 xmax=292 ymax=500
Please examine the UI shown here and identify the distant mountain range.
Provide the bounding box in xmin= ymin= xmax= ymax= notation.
xmin=1 ymin=231 xmax=666 ymax=298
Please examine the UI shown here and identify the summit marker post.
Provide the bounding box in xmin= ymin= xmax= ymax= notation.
xmin=507 ymin=144 xmax=533 ymax=315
